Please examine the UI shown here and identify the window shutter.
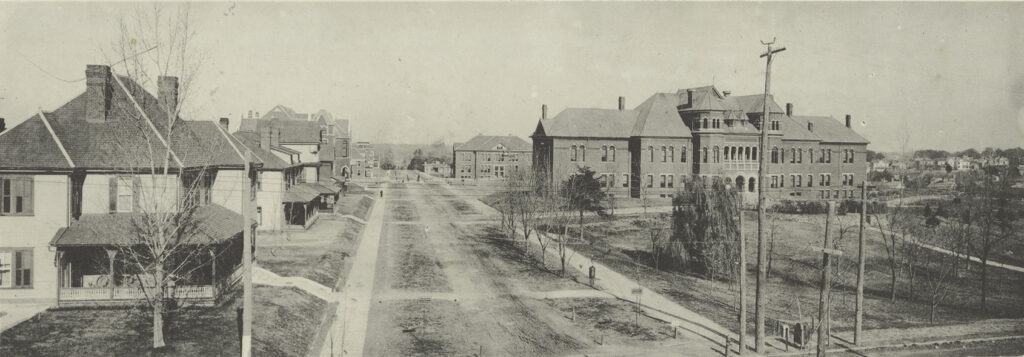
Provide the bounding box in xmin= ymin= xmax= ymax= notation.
xmin=22 ymin=177 xmax=33 ymax=215
xmin=109 ymin=176 xmax=118 ymax=213
xmin=133 ymin=176 xmax=141 ymax=211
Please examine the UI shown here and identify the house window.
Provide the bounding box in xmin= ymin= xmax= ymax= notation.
xmin=780 ymin=174 xmax=785 ymax=188
xmin=608 ymin=174 xmax=615 ymax=188
xmin=849 ymin=150 xmax=855 ymax=163
xmin=622 ymin=174 xmax=629 ymax=188
xmin=602 ymin=146 xmax=608 ymax=162
xmin=681 ymin=147 xmax=687 ymax=162
xmin=771 ymin=176 xmax=778 ymax=188
xmin=702 ymin=147 xmax=708 ymax=163
xmin=796 ymin=175 xmax=802 ymax=187
xmin=0 ymin=176 xmax=33 ymax=216
xmin=668 ymin=175 xmax=674 ymax=188
xmin=751 ymin=147 xmax=757 ymax=161
xmin=581 ymin=145 xmax=586 ymax=162
xmin=647 ymin=175 xmax=654 ymax=188
xmin=714 ymin=146 xmax=720 ymax=163
xmin=820 ymin=149 xmax=826 ymax=163
xmin=809 ymin=149 xmax=814 ymax=163
xmin=771 ymin=148 xmax=779 ymax=164
xmin=571 ymin=145 xmax=578 ymax=162
xmin=807 ymin=174 xmax=814 ymax=187
xmin=610 ymin=145 xmax=616 ymax=162
xmin=660 ymin=175 xmax=667 ymax=188
xmin=117 ymin=176 xmax=134 ymax=212
xmin=661 ymin=146 xmax=667 ymax=162
xmin=669 ymin=147 xmax=674 ymax=162
xmin=649 ymin=146 xmax=655 ymax=162
xmin=599 ymin=175 xmax=607 ymax=188
xmin=0 ymin=249 xmax=32 ymax=288
xmin=827 ymin=149 xmax=832 ymax=163
xmin=791 ymin=148 xmax=797 ymax=163
xmin=702 ymin=118 xmax=708 ymax=129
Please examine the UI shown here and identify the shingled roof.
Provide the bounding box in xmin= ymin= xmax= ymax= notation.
xmin=536 ymin=108 xmax=638 ymax=138
xmin=455 ymin=135 xmax=532 ymax=151
xmin=50 ymin=204 xmax=250 ymax=247
xmin=231 ymin=131 xmax=294 ymax=170
xmin=237 ymin=119 xmax=322 ymax=144
xmin=0 ymin=69 xmax=246 ymax=171
xmin=798 ymin=116 xmax=870 ymax=144
xmin=631 ymin=93 xmax=692 ymax=138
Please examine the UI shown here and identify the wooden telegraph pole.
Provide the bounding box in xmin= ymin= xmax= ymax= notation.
xmin=755 ymin=38 xmax=785 ymax=353
xmin=816 ymin=202 xmax=839 ymax=357
xmin=855 ymin=178 xmax=867 ymax=344
xmin=242 ymin=152 xmax=253 ymax=357
xmin=738 ymin=193 xmax=747 ymax=354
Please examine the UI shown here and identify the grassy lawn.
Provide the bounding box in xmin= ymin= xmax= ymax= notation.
xmin=388 ymin=199 xmax=420 ymax=222
xmin=1 ymin=286 xmax=325 ymax=357
xmin=554 ymin=211 xmax=1024 ymax=337
xmin=336 ymin=195 xmax=374 ymax=221
xmin=258 ymin=217 xmax=366 ymax=288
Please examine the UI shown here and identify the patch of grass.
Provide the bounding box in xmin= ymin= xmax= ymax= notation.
xmin=388 ymin=200 xmax=419 ymax=222
xmin=545 ymin=297 xmax=671 ymax=343
xmin=0 ymin=286 xmax=325 ymax=357
xmin=336 ymin=195 xmax=375 ymax=221
xmin=258 ymin=219 xmax=366 ymax=287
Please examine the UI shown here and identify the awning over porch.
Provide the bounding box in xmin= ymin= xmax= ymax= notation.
xmin=50 ymin=204 xmax=250 ymax=247
xmin=283 ymin=184 xmax=320 ymax=203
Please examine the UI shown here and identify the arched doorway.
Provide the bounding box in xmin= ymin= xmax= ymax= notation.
xmin=735 ymin=176 xmax=745 ymax=190
xmin=340 ymin=166 xmax=350 ymax=178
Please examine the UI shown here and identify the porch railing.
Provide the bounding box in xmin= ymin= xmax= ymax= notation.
xmin=59 ymin=285 xmax=215 ymax=302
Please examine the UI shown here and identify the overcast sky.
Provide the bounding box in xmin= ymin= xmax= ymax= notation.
xmin=2 ymin=2 xmax=1022 ymax=152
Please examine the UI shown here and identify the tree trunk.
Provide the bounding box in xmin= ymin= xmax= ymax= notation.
xmin=890 ymin=265 xmax=898 ymax=302
xmin=153 ymin=265 xmax=166 ymax=349
xmin=560 ymin=242 xmax=566 ymax=277
xmin=579 ymin=210 xmax=584 ymax=242
xmin=980 ymin=252 xmax=989 ymax=311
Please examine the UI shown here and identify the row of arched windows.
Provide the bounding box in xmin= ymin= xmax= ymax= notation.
xmin=647 ymin=145 xmax=687 ymax=163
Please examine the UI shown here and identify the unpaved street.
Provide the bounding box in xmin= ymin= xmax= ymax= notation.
xmin=360 ymin=181 xmax=703 ymax=356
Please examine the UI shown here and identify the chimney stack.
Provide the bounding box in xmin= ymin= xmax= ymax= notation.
xmin=259 ymin=128 xmax=271 ymax=149
xmin=85 ymin=65 xmax=112 ymax=123
xmin=0 ymin=118 xmax=6 ymax=134
xmin=541 ymin=104 xmax=547 ymax=120
xmin=158 ymin=76 xmax=179 ymax=117
xmin=722 ymin=90 xmax=731 ymax=97
xmin=845 ymin=114 xmax=852 ymax=128
xmin=618 ymin=96 xmax=625 ymax=111
xmin=219 ymin=117 xmax=229 ymax=132
xmin=686 ymin=89 xmax=694 ymax=107
xmin=786 ymin=103 xmax=793 ymax=117
xmin=807 ymin=122 xmax=814 ymax=132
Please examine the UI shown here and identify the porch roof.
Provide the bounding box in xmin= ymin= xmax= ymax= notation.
xmin=306 ymin=182 xmax=339 ymax=194
xmin=50 ymin=204 xmax=249 ymax=247
xmin=283 ymin=184 xmax=320 ymax=202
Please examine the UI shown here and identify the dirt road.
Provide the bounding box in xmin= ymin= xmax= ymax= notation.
xmin=360 ymin=181 xmax=706 ymax=356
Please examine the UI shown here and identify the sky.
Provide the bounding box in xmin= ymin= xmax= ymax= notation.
xmin=1 ymin=2 xmax=1022 ymax=153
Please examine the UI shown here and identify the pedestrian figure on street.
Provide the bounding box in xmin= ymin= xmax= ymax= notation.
xmin=380 ymin=190 xmax=383 ymax=198
xmin=588 ymin=265 xmax=596 ymax=287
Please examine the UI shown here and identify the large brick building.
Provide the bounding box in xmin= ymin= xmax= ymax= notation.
xmin=453 ymin=135 xmax=532 ymax=181
xmin=532 ymin=86 xmax=869 ymax=202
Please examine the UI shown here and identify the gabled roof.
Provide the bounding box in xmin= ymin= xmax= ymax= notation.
xmin=261 ymin=104 xmax=309 ymax=121
xmin=232 ymin=132 xmax=294 ymax=170
xmin=50 ymin=204 xmax=249 ymax=247
xmin=0 ymin=115 xmax=74 ymax=169
xmin=798 ymin=116 xmax=871 ymax=144
xmin=729 ymin=94 xmax=785 ymax=114
xmin=455 ymin=135 xmax=531 ymax=151
xmin=237 ymin=119 xmax=322 ymax=144
xmin=631 ymin=93 xmax=692 ymax=138
xmin=678 ymin=86 xmax=739 ymax=112
xmin=780 ymin=115 xmax=822 ymax=142
xmin=537 ymin=108 xmax=638 ymax=138
xmin=1 ymin=72 xmax=246 ymax=171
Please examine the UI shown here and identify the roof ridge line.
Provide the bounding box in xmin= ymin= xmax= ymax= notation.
xmin=214 ymin=120 xmax=248 ymax=163
xmin=38 ymin=109 xmax=76 ymax=168
xmin=110 ymin=73 xmax=185 ymax=168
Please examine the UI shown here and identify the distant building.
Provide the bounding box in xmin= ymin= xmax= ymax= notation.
xmin=243 ymin=106 xmax=351 ymax=181
xmin=423 ymin=160 xmax=449 ymax=177
xmin=453 ymin=135 xmax=532 ymax=181
xmin=351 ymin=141 xmax=378 ymax=178
xmin=532 ymin=87 xmax=870 ymax=201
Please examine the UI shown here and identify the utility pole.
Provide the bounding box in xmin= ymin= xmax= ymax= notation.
xmin=855 ymin=178 xmax=867 ymax=344
xmin=242 ymin=152 xmax=253 ymax=357
xmin=817 ymin=202 xmax=836 ymax=357
xmin=738 ymin=193 xmax=747 ymax=355
xmin=756 ymin=38 xmax=785 ymax=354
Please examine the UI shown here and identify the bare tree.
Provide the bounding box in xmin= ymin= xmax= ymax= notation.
xmin=919 ymin=221 xmax=964 ymax=323
xmin=101 ymin=5 xmax=230 ymax=349
xmin=497 ymin=172 xmax=519 ymax=241
xmin=957 ymin=169 xmax=1020 ymax=310
xmin=515 ymin=172 xmax=543 ymax=260
xmin=872 ymin=202 xmax=912 ymax=302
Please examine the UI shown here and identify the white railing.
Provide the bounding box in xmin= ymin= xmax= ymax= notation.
xmin=60 ymin=285 xmax=215 ymax=301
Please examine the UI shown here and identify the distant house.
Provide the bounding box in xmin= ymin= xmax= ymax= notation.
xmin=0 ymin=65 xmax=254 ymax=307
xmin=453 ymin=135 xmax=532 ymax=181
xmin=243 ymin=106 xmax=352 ymax=182
xmin=423 ymin=160 xmax=449 ymax=177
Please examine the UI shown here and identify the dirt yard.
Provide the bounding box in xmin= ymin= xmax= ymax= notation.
xmin=257 ymin=217 xmax=366 ymax=288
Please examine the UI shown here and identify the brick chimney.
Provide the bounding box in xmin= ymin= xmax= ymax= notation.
xmin=807 ymin=122 xmax=814 ymax=132
xmin=845 ymin=114 xmax=852 ymax=128
xmin=541 ymin=104 xmax=547 ymax=120
xmin=85 ymin=65 xmax=112 ymax=123
xmin=618 ymin=96 xmax=625 ymax=111
xmin=722 ymin=90 xmax=731 ymax=97
xmin=686 ymin=89 xmax=694 ymax=107
xmin=0 ymin=118 xmax=5 ymax=134
xmin=786 ymin=103 xmax=793 ymax=117
xmin=219 ymin=117 xmax=229 ymax=132
xmin=158 ymin=76 xmax=179 ymax=117
xmin=259 ymin=127 xmax=271 ymax=149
